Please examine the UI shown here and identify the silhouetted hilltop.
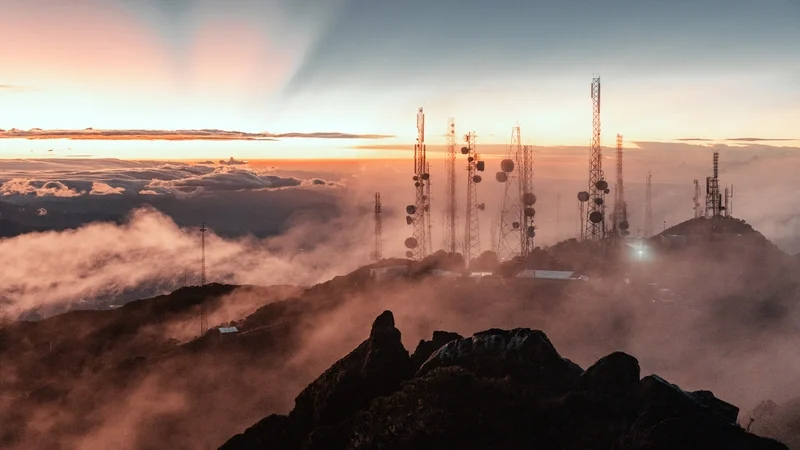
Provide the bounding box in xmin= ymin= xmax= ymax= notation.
xmin=659 ymin=216 xmax=764 ymax=238
xmin=222 ymin=311 xmax=786 ymax=450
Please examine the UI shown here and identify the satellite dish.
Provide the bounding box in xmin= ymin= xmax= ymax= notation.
xmin=405 ymin=251 xmax=414 ymax=258
xmin=527 ymin=228 xmax=536 ymax=238
xmin=468 ymin=156 xmax=474 ymax=163
xmin=589 ymin=211 xmax=603 ymax=223
xmin=512 ymin=222 xmax=520 ymax=229
xmin=473 ymin=175 xmax=482 ymax=183
xmin=500 ymin=159 xmax=515 ymax=173
xmin=422 ymin=173 xmax=430 ymax=180
xmin=604 ymin=189 xmax=610 ymax=194
xmin=415 ymin=182 xmax=421 ymax=187
xmin=406 ymin=216 xmax=413 ymax=225
xmin=476 ymin=161 xmax=485 ymax=171
xmin=413 ymin=175 xmax=419 ymax=181
xmin=578 ymin=191 xmax=590 ymax=202
xmin=404 ymin=237 xmax=419 ymax=249
xmin=594 ymin=197 xmax=604 ymax=206
xmin=524 ymin=207 xmax=536 ymax=217
xmin=422 ymin=195 xmax=428 ymax=201
xmin=424 ymin=205 xmax=430 ymax=212
xmin=478 ymin=203 xmax=486 ymax=210
xmin=496 ymin=172 xmax=508 ymax=183
xmin=522 ymin=193 xmax=537 ymax=205
xmin=619 ymin=220 xmax=630 ymax=231
xmin=406 ymin=205 xmax=417 ymax=215
xmin=461 ymin=146 xmax=469 ymax=154
xmin=596 ymin=180 xmax=609 ymax=190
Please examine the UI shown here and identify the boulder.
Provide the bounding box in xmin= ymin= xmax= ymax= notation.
xmin=410 ymin=331 xmax=463 ymax=372
xmin=289 ymin=311 xmax=412 ymax=434
xmin=416 ymin=328 xmax=583 ymax=393
xmin=578 ymin=351 xmax=640 ymax=395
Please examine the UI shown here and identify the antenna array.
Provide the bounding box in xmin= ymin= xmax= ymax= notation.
xmin=443 ymin=118 xmax=458 ymax=253
xmin=462 ymin=132 xmax=484 ymax=266
xmin=404 ymin=108 xmax=430 ymax=260
xmin=580 ymin=76 xmax=608 ymax=240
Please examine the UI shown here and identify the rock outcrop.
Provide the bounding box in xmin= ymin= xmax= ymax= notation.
xmin=221 ymin=311 xmax=788 ymax=450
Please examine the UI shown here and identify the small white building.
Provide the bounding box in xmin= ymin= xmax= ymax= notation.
xmin=515 ymin=270 xmax=588 ymax=281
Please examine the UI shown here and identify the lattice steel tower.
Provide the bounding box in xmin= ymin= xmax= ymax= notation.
xmin=404 ymin=107 xmax=430 ymax=260
xmin=644 ymin=172 xmax=653 ymax=237
xmin=693 ymin=179 xmax=702 ymax=219
xmin=424 ymin=161 xmax=433 ymax=253
xmin=462 ymin=132 xmax=484 ymax=267
xmin=705 ymin=152 xmax=721 ymax=218
xmin=443 ymin=118 xmax=458 ymax=253
xmin=199 ymin=222 xmax=208 ymax=335
xmin=373 ymin=192 xmax=382 ymax=262
xmin=519 ymin=144 xmax=535 ymax=257
xmin=584 ymin=77 xmax=607 ymax=240
xmin=496 ymin=126 xmax=523 ymax=260
xmin=612 ymin=134 xmax=629 ymax=237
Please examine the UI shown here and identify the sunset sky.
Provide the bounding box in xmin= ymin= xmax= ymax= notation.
xmin=1 ymin=0 xmax=798 ymax=159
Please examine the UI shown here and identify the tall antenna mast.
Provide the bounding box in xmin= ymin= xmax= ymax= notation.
xmin=583 ymin=76 xmax=607 ymax=240
xmin=444 ymin=118 xmax=458 ymax=253
xmin=373 ymin=192 xmax=382 ymax=262
xmin=425 ymin=161 xmax=433 ymax=253
xmin=556 ymin=192 xmax=562 ymax=240
xmin=496 ymin=125 xmax=523 ymax=260
xmin=520 ymin=144 xmax=536 ymax=257
xmin=462 ymin=132 xmax=484 ymax=267
xmin=404 ymin=107 xmax=430 ymax=260
xmin=705 ymin=151 xmax=721 ymax=218
xmin=612 ymin=133 xmax=629 ymax=237
xmin=693 ymin=178 xmax=702 ymax=219
xmin=644 ymin=172 xmax=653 ymax=237
xmin=199 ymin=222 xmax=208 ymax=335
xmin=200 ymin=222 xmax=207 ymax=286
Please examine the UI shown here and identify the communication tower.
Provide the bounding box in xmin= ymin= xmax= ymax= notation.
xmin=444 ymin=118 xmax=458 ymax=253
xmin=200 ymin=222 xmax=208 ymax=335
xmin=612 ymin=134 xmax=629 ymax=237
xmin=373 ymin=192 xmax=382 ymax=262
xmin=496 ymin=126 xmax=523 ymax=260
xmin=403 ymin=108 xmax=430 ymax=260
xmin=583 ymin=77 xmax=608 ymax=240
xmin=705 ymin=152 xmax=722 ymax=218
xmin=644 ymin=173 xmax=653 ymax=237
xmin=462 ymin=132 xmax=485 ymax=267
xmin=519 ymin=144 xmax=536 ymax=257
xmin=693 ymin=179 xmax=702 ymax=219
xmin=425 ymin=161 xmax=433 ymax=252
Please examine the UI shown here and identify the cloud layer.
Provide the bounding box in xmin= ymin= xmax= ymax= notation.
xmin=0 ymin=128 xmax=394 ymax=141
xmin=0 ymin=159 xmax=341 ymax=198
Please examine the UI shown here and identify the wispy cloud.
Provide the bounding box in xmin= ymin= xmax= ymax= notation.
xmin=0 ymin=129 xmax=394 ymax=141
xmin=0 ymin=84 xmax=35 ymax=92
xmin=676 ymin=137 xmax=797 ymax=143
xmin=726 ymin=137 xmax=797 ymax=142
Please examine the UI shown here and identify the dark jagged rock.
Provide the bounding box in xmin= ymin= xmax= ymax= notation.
xmin=222 ymin=315 xmax=787 ymax=450
xmin=417 ymin=328 xmax=583 ymax=392
xmin=410 ymin=331 xmax=463 ymax=372
xmin=290 ymin=310 xmax=411 ymax=434
xmin=579 ymin=351 xmax=640 ymax=395
xmin=693 ymin=389 xmax=741 ymax=423
xmin=634 ymin=375 xmax=739 ymax=424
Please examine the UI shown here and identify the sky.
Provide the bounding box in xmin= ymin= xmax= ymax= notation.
xmin=0 ymin=0 xmax=799 ymax=159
